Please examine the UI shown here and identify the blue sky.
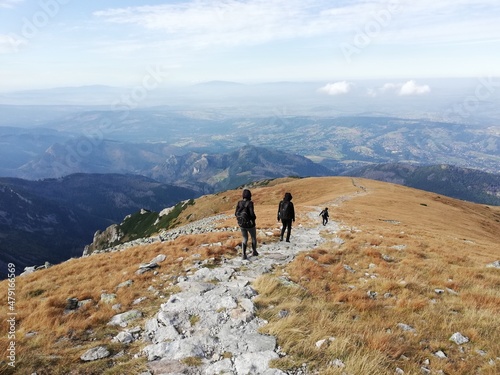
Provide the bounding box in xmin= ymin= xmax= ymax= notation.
xmin=1 ymin=0 xmax=500 ymax=91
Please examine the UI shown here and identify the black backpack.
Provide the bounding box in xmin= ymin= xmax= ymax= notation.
xmin=236 ymin=201 xmax=253 ymax=228
xmin=280 ymin=201 xmax=293 ymax=220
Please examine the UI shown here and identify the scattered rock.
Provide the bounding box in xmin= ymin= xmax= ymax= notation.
xmin=108 ymin=310 xmax=143 ymax=326
xmin=382 ymin=254 xmax=394 ymax=262
xmin=449 ymin=332 xmax=469 ymax=345
xmin=486 ymin=260 xmax=500 ymax=268
xmin=343 ymin=264 xmax=355 ymax=273
xmin=137 ymin=262 xmax=160 ymax=275
xmin=112 ymin=331 xmax=135 ymax=344
xmin=151 ymin=254 xmax=167 ymax=264
xmin=78 ymin=299 xmax=93 ymax=308
xmin=330 ymin=358 xmax=345 ymax=368
xmin=367 ymin=290 xmax=378 ymax=299
xmin=25 ymin=331 xmax=37 ymax=338
xmin=397 ymin=323 xmax=416 ymax=332
xmin=140 ymin=214 xmax=328 ymax=374
xmin=80 ymin=346 xmax=110 ymax=362
xmin=315 ymin=337 xmax=335 ymax=349
xmin=116 ymin=280 xmax=134 ymax=289
xmin=100 ymin=293 xmax=117 ymax=304
xmin=133 ymin=296 xmax=148 ymax=305
xmin=434 ymin=350 xmax=447 ymax=358
xmin=277 ymin=309 xmax=289 ymax=319
xmin=19 ymin=261 xmax=53 ymax=276
xmin=391 ymin=245 xmax=407 ymax=251
xmin=65 ymin=297 xmax=79 ymax=310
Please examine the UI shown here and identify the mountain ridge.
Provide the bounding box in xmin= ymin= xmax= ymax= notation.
xmin=344 ymin=163 xmax=500 ymax=206
xmin=0 ymin=176 xmax=498 ymax=374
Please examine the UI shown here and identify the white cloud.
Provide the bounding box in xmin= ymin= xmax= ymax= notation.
xmin=0 ymin=0 xmax=22 ymax=8
xmin=319 ymin=81 xmax=353 ymax=96
xmin=371 ymin=81 xmax=431 ymax=96
xmin=0 ymin=34 xmax=26 ymax=53
xmin=93 ymin=0 xmax=339 ymax=49
xmin=380 ymin=83 xmax=398 ymax=92
xmin=399 ymin=80 xmax=431 ymax=96
xmin=91 ymin=0 xmax=500 ymax=58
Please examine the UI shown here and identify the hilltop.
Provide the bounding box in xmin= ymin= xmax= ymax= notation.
xmin=345 ymin=163 xmax=500 ymax=206
xmin=0 ymin=177 xmax=499 ymax=374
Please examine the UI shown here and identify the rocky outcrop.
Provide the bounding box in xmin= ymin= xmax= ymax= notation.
xmin=83 ymin=224 xmax=123 ymax=256
xmin=84 ymin=214 xmax=234 ymax=255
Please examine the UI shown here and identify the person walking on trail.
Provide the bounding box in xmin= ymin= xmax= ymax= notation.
xmin=277 ymin=192 xmax=295 ymax=242
xmin=235 ymin=189 xmax=258 ymax=260
xmin=319 ymin=207 xmax=329 ymax=226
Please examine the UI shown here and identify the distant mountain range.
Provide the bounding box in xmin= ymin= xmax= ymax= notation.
xmin=148 ymin=146 xmax=333 ymax=192
xmin=1 ymin=144 xmax=499 ymax=278
xmin=0 ymin=146 xmax=332 ymax=277
xmin=0 ymin=174 xmax=196 ymax=278
xmin=2 ymin=110 xmax=500 ymax=179
xmin=16 ymin=145 xmax=333 ymax=193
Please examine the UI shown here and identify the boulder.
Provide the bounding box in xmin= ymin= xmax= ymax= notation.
xmin=80 ymin=346 xmax=110 ymax=361
xmin=108 ymin=310 xmax=143 ymax=326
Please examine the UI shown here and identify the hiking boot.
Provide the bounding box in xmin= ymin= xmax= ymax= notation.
xmin=242 ymin=244 xmax=248 ymax=260
xmin=252 ymin=246 xmax=259 ymax=256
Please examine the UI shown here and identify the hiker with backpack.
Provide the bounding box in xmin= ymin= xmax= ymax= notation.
xmin=235 ymin=189 xmax=258 ymax=260
xmin=277 ymin=192 xmax=295 ymax=242
xmin=319 ymin=207 xmax=329 ymax=226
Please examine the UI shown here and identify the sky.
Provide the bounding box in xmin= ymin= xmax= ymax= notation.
xmin=1 ymin=0 xmax=500 ymax=92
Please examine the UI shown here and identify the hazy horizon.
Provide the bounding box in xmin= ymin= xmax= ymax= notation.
xmin=1 ymin=1 xmax=499 ymax=91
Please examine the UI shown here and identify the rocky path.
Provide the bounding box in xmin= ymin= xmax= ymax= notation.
xmin=141 ymin=207 xmax=342 ymax=375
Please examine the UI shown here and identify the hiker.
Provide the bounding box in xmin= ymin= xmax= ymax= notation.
xmin=235 ymin=189 xmax=258 ymax=260
xmin=319 ymin=207 xmax=329 ymax=226
xmin=277 ymin=192 xmax=295 ymax=242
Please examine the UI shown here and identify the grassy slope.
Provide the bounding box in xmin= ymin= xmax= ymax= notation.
xmin=0 ymin=177 xmax=498 ymax=374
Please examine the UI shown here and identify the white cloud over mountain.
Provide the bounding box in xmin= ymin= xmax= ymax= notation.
xmin=367 ymin=81 xmax=431 ymax=97
xmin=399 ymin=80 xmax=431 ymax=96
xmin=319 ymin=81 xmax=353 ymax=96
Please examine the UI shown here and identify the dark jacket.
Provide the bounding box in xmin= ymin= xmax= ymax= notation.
xmin=277 ymin=192 xmax=295 ymax=221
xmin=235 ymin=199 xmax=256 ymax=228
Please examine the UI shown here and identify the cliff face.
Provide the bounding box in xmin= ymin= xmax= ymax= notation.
xmin=83 ymin=224 xmax=122 ymax=256
xmin=83 ymin=201 xmax=195 ymax=256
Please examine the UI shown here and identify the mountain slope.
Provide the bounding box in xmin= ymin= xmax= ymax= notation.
xmin=0 ymin=177 xmax=498 ymax=374
xmin=150 ymin=145 xmax=333 ymax=191
xmin=17 ymin=144 xmax=333 ymax=192
xmin=0 ymin=174 xmax=197 ymax=277
xmin=345 ymin=163 xmax=500 ymax=205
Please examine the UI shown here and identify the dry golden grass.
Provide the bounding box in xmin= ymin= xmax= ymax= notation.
xmin=252 ymin=178 xmax=500 ymax=375
xmin=0 ymin=177 xmax=499 ymax=374
xmin=0 ymin=230 xmax=243 ymax=374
